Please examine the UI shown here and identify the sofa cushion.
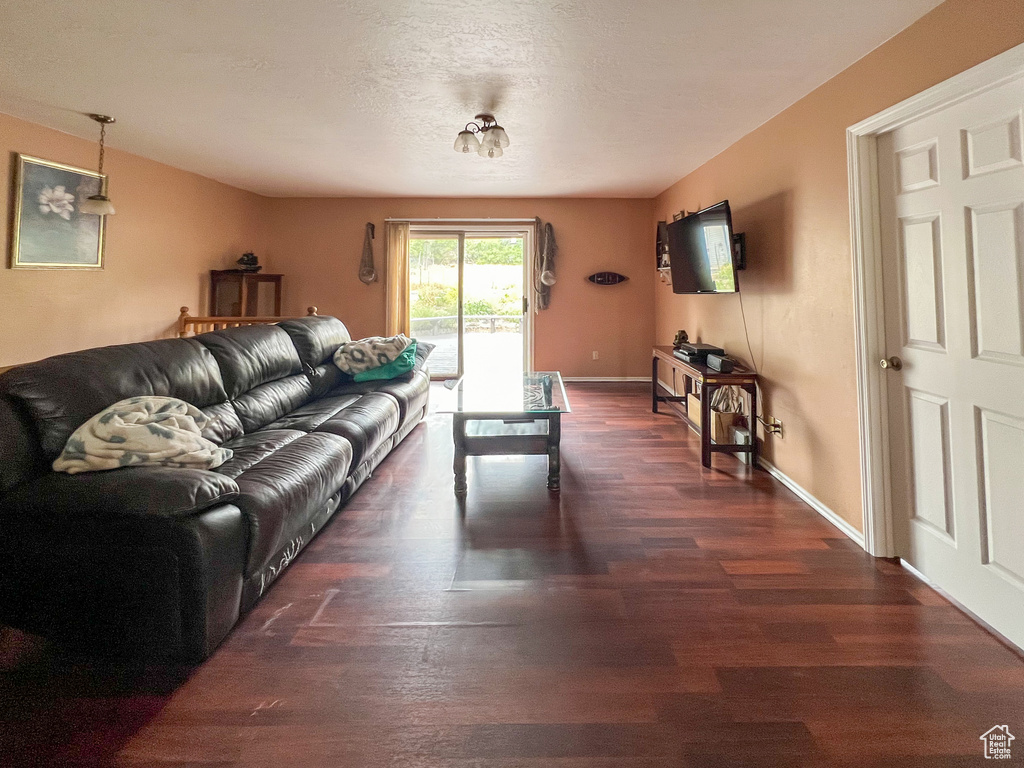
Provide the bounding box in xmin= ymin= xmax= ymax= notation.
xmin=199 ymin=402 xmax=244 ymax=444
xmin=324 ymin=379 xmax=388 ymax=399
xmin=327 ymin=370 xmax=428 ymax=427
xmin=374 ymin=370 xmax=431 ymax=429
xmin=263 ymin=394 xmax=362 ymax=432
xmin=230 ymin=375 xmax=313 ymax=433
xmin=195 ymin=325 xmax=303 ymax=399
xmin=214 ymin=432 xmax=352 ymax=577
xmin=216 ymin=429 xmax=305 ymax=479
xmin=1 ymin=466 xmax=240 ymax=520
xmin=0 ymin=338 xmax=228 ymax=461
xmin=314 ymin=393 xmax=400 ymax=467
xmin=195 ymin=325 xmax=313 ymax=432
xmin=277 ymin=316 xmax=352 ymax=370
xmin=307 ymin=363 xmax=350 ymax=399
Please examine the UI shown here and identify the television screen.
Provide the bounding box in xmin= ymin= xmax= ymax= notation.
xmin=666 ymin=201 xmax=738 ymax=294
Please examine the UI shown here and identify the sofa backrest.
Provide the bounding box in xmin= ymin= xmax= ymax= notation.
xmin=0 ymin=394 xmax=47 ymax=496
xmin=277 ymin=315 xmax=353 ymax=398
xmin=195 ymin=325 xmax=312 ymax=433
xmin=0 ymin=338 xmax=231 ymax=488
xmin=0 ymin=317 xmax=358 ymax=495
xmin=277 ymin=316 xmax=352 ymax=369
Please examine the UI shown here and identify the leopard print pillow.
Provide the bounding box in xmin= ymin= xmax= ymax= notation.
xmin=332 ymin=334 xmax=412 ymax=374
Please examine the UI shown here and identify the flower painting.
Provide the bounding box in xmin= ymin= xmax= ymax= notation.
xmin=9 ymin=154 xmax=107 ymax=269
xmin=38 ymin=185 xmax=76 ymax=220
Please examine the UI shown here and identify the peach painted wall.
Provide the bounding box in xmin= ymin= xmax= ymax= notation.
xmin=266 ymin=198 xmax=655 ymax=378
xmin=654 ymin=0 xmax=1024 ymax=530
xmin=0 ymin=111 xmax=267 ymax=367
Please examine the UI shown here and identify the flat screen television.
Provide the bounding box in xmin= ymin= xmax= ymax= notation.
xmin=666 ymin=200 xmax=738 ymax=294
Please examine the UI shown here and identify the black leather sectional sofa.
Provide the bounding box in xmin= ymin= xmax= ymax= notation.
xmin=0 ymin=316 xmax=429 ymax=660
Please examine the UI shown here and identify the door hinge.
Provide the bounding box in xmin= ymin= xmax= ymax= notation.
xmin=523 ymin=296 xmax=529 ymax=314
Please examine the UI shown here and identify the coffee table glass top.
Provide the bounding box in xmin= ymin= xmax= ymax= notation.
xmin=438 ymin=371 xmax=571 ymax=415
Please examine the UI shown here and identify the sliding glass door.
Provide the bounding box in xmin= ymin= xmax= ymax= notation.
xmin=463 ymin=235 xmax=526 ymax=380
xmin=409 ymin=226 xmax=531 ymax=380
xmin=409 ymin=234 xmax=461 ymax=377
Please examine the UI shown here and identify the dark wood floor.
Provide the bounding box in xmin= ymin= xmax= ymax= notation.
xmin=2 ymin=383 xmax=1023 ymax=767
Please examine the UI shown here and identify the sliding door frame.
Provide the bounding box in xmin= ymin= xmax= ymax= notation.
xmin=408 ymin=221 xmax=535 ymax=378
xmin=408 ymin=229 xmax=465 ymax=378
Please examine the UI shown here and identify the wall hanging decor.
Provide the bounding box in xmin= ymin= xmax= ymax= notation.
xmin=533 ymin=217 xmax=556 ymax=309
xmin=359 ymin=222 xmax=377 ymax=284
xmin=587 ymin=271 xmax=629 ymax=285
xmin=9 ymin=154 xmax=107 ymax=269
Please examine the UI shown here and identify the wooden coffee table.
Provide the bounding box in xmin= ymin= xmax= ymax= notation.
xmin=438 ymin=372 xmax=571 ymax=497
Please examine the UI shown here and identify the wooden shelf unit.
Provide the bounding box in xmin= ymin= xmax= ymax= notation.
xmin=210 ymin=270 xmax=282 ymax=318
xmin=652 ymin=345 xmax=758 ymax=468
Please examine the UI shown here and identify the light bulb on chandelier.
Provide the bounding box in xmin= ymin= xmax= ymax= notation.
xmin=453 ymin=113 xmax=510 ymax=158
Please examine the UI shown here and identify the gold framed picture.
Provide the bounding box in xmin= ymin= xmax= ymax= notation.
xmin=9 ymin=154 xmax=107 ymax=269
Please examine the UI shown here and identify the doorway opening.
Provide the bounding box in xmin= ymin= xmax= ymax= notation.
xmin=408 ymin=224 xmax=533 ymax=380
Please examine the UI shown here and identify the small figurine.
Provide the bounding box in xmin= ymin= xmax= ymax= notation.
xmin=673 ymin=330 xmax=689 ymax=349
xmin=237 ymin=252 xmax=262 ymax=273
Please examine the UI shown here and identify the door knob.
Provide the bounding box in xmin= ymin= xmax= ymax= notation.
xmin=879 ymin=356 xmax=903 ymax=371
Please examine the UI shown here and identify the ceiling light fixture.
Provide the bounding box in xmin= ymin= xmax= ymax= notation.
xmin=79 ymin=114 xmax=116 ymax=216
xmin=453 ymin=113 xmax=510 ymax=158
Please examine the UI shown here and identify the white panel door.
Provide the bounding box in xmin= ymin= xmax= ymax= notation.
xmin=878 ymin=75 xmax=1024 ymax=647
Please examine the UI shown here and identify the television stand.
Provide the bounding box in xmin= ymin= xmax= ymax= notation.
xmin=651 ymin=345 xmax=758 ymax=468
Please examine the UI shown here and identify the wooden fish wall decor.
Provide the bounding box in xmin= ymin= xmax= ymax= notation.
xmin=587 ymin=272 xmax=629 ymax=285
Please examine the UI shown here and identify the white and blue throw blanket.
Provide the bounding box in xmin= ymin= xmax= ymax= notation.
xmin=53 ymin=396 xmax=232 ymax=474
xmin=333 ymin=334 xmax=412 ymax=374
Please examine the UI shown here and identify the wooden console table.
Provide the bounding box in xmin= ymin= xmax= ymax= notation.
xmin=652 ymin=345 xmax=758 ymax=468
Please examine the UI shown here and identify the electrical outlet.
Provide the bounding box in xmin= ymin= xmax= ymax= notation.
xmin=592 ymin=351 xmax=599 ymax=360
xmin=758 ymin=416 xmax=784 ymax=438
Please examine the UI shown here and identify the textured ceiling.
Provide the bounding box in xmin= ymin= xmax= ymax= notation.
xmin=0 ymin=0 xmax=943 ymax=198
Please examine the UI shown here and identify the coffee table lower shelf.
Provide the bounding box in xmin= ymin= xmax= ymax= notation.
xmin=452 ymin=412 xmax=562 ymax=496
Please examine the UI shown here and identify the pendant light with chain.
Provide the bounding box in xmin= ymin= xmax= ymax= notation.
xmin=79 ymin=114 xmax=116 ymax=216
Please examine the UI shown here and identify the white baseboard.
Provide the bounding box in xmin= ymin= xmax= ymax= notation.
xmin=562 ymin=377 xmax=649 ymax=382
xmin=757 ymin=457 xmax=866 ymax=550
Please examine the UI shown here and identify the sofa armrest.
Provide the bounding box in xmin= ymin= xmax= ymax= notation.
xmin=0 ymin=502 xmax=247 ymax=660
xmin=1 ymin=467 xmax=239 ymax=520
